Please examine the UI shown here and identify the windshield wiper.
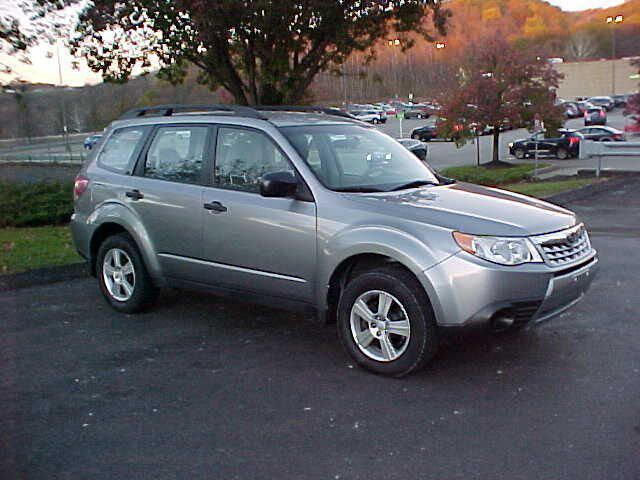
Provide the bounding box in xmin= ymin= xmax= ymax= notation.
xmin=388 ymin=180 xmax=439 ymax=192
xmin=333 ymin=186 xmax=387 ymax=193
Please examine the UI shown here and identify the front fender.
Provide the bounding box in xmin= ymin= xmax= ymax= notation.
xmin=86 ymin=201 xmax=162 ymax=279
xmin=316 ymin=224 xmax=455 ymax=310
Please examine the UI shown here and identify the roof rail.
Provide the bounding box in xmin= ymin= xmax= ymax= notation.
xmin=119 ymin=104 xmax=267 ymax=120
xmin=255 ymin=105 xmax=356 ymax=120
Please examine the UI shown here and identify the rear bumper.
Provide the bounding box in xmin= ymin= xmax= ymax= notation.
xmin=421 ymin=251 xmax=598 ymax=329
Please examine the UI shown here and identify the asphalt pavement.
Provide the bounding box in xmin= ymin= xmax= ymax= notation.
xmin=2 ymin=179 xmax=640 ymax=480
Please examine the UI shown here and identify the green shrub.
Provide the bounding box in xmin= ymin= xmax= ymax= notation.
xmin=440 ymin=164 xmax=542 ymax=186
xmin=0 ymin=181 xmax=74 ymax=228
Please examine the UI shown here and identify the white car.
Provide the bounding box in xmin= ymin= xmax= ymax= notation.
xmin=351 ymin=110 xmax=387 ymax=124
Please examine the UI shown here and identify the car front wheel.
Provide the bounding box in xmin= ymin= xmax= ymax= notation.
xmin=337 ymin=266 xmax=438 ymax=377
xmin=411 ymin=133 xmax=421 ymax=140
xmin=97 ymin=233 xmax=157 ymax=313
xmin=514 ymin=148 xmax=526 ymax=159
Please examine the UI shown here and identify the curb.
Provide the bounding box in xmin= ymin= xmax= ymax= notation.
xmin=543 ymin=175 xmax=638 ymax=205
xmin=0 ymin=262 xmax=89 ymax=293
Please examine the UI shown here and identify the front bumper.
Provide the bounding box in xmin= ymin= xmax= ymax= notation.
xmin=422 ymin=250 xmax=598 ymax=328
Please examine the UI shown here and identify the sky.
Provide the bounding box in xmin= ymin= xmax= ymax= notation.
xmin=545 ymin=0 xmax=626 ymax=10
xmin=0 ymin=0 xmax=631 ymax=87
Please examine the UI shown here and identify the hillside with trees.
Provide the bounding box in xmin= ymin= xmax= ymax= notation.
xmin=1 ymin=0 xmax=638 ymax=139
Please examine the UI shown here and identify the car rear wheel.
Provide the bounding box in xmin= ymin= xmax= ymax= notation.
xmin=97 ymin=233 xmax=157 ymax=313
xmin=601 ymin=138 xmax=612 ymax=142
xmin=337 ymin=266 xmax=438 ymax=377
xmin=556 ymin=148 xmax=569 ymax=160
xmin=514 ymin=148 xmax=526 ymax=159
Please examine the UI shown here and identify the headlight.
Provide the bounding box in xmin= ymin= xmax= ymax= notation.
xmin=508 ymin=142 xmax=514 ymax=148
xmin=453 ymin=232 xmax=543 ymax=266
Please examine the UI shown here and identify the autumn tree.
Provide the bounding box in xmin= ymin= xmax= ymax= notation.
xmin=63 ymin=1 xmax=449 ymax=105
xmin=438 ymin=32 xmax=564 ymax=166
xmin=624 ymin=58 xmax=640 ymax=128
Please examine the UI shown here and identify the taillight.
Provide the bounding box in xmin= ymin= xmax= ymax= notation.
xmin=569 ymin=137 xmax=580 ymax=146
xmin=614 ymin=133 xmax=622 ymax=140
xmin=74 ymin=175 xmax=90 ymax=200
xmin=600 ymin=110 xmax=605 ymax=118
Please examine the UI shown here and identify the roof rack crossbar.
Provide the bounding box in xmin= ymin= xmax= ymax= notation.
xmin=119 ymin=104 xmax=267 ymax=120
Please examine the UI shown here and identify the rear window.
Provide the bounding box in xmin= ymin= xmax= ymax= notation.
xmin=98 ymin=126 xmax=149 ymax=173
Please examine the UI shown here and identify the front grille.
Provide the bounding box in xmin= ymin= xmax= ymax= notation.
xmin=532 ymin=224 xmax=592 ymax=267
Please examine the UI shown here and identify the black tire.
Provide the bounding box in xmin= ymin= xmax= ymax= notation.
xmin=411 ymin=133 xmax=421 ymax=140
xmin=601 ymin=137 xmax=612 ymax=142
xmin=514 ymin=148 xmax=526 ymax=160
xmin=337 ymin=265 xmax=438 ymax=377
xmin=556 ymin=148 xmax=569 ymax=160
xmin=96 ymin=233 xmax=158 ymax=313
xmin=372 ymin=118 xmax=379 ymax=124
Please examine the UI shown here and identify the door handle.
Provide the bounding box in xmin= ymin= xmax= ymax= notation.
xmin=203 ymin=201 xmax=227 ymax=213
xmin=125 ymin=189 xmax=144 ymax=200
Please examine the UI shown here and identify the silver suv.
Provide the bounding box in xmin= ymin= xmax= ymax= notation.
xmin=71 ymin=105 xmax=598 ymax=377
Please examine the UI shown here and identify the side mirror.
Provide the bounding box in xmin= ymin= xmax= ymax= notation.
xmin=260 ymin=171 xmax=298 ymax=198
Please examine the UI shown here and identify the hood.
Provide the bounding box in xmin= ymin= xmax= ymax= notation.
xmin=345 ymin=182 xmax=576 ymax=236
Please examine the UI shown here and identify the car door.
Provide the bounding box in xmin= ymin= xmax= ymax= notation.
xmin=200 ymin=126 xmax=317 ymax=303
xmin=127 ymin=124 xmax=213 ymax=283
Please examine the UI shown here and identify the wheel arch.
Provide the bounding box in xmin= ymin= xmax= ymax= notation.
xmin=324 ymin=252 xmax=433 ymax=324
xmin=87 ymin=203 xmax=162 ymax=280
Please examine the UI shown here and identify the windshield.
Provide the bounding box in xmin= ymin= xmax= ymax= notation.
xmin=279 ymin=124 xmax=439 ymax=192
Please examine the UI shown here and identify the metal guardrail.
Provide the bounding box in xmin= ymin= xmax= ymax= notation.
xmin=579 ymin=140 xmax=640 ymax=177
xmin=0 ymin=151 xmax=86 ymax=164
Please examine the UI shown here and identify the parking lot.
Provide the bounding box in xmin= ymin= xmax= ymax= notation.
xmin=377 ymin=109 xmax=639 ymax=170
xmin=2 ymin=177 xmax=640 ymax=479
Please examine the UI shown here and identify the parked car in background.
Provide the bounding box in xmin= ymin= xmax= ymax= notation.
xmin=584 ymin=106 xmax=607 ymax=126
xmin=509 ymin=130 xmax=583 ymax=160
xmin=403 ymin=104 xmax=431 ymax=119
xmin=410 ymin=123 xmax=438 ymax=141
xmin=397 ymin=138 xmax=428 ymax=161
xmin=624 ymin=115 xmax=640 ymax=139
xmin=612 ymin=94 xmax=630 ymax=108
xmin=350 ymin=110 xmax=387 ymax=124
xmin=562 ymin=102 xmax=581 ymax=118
xmin=576 ymin=101 xmax=593 ymax=115
xmin=577 ymin=126 xmax=625 ymax=142
xmin=586 ymin=96 xmax=615 ymax=111
xmin=71 ymin=104 xmax=598 ymax=377
xmin=83 ymin=134 xmax=103 ymax=150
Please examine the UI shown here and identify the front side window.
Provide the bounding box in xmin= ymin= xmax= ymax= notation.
xmin=280 ymin=125 xmax=439 ymax=192
xmin=215 ymin=127 xmax=293 ymax=193
xmin=144 ymin=126 xmax=208 ymax=184
xmin=98 ymin=126 xmax=148 ymax=173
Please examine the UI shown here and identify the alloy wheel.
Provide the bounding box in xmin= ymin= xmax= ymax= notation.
xmin=102 ymin=248 xmax=136 ymax=302
xmin=349 ymin=290 xmax=411 ymax=362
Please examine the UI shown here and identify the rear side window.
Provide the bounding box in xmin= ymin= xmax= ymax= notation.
xmin=98 ymin=127 xmax=149 ymax=173
xmin=144 ymin=126 xmax=209 ymax=184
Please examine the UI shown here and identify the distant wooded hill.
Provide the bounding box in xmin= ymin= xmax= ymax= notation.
xmin=1 ymin=0 xmax=638 ymax=139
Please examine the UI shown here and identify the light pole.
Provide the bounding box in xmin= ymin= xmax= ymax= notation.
xmin=606 ymin=14 xmax=624 ymax=96
xmin=388 ymin=38 xmax=400 ymax=99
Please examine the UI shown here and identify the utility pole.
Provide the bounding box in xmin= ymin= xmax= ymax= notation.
xmin=56 ymin=40 xmax=71 ymax=154
xmin=606 ymin=15 xmax=624 ymax=96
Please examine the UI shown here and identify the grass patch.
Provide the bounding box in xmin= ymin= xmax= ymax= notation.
xmin=0 ymin=226 xmax=81 ymax=275
xmin=0 ymin=181 xmax=74 ymax=228
xmin=440 ymin=164 xmax=547 ymax=186
xmin=503 ymin=178 xmax=598 ymax=198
